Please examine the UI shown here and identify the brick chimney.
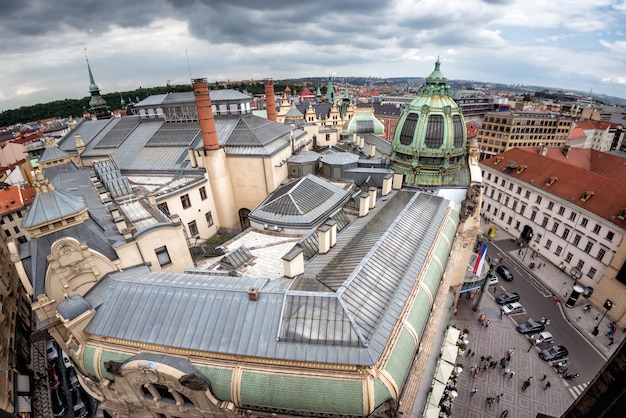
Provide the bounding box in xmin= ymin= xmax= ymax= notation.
xmin=192 ymin=78 xmax=219 ymax=150
xmin=264 ymin=79 xmax=277 ymax=122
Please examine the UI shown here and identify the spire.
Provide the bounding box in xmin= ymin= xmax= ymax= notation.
xmin=120 ymin=94 xmax=126 ymax=107
xmin=85 ymin=49 xmax=99 ymax=94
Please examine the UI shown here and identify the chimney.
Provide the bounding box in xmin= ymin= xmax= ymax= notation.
xmin=265 ymin=79 xmax=277 ymax=122
xmin=382 ymin=174 xmax=392 ymax=196
xmin=359 ymin=191 xmax=370 ymax=217
xmin=392 ymin=172 xmax=403 ymax=190
xmin=369 ymin=187 xmax=377 ymax=209
xmin=192 ymin=78 xmax=219 ymax=150
xmin=368 ymin=143 xmax=376 ymax=157
xmin=282 ymin=247 xmax=304 ymax=278
xmin=325 ymin=220 xmax=337 ymax=248
xmin=247 ymin=287 xmax=259 ymax=301
xmin=317 ymin=225 xmax=331 ymax=254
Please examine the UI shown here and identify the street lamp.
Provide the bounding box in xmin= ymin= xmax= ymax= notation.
xmin=592 ymin=299 xmax=614 ymax=336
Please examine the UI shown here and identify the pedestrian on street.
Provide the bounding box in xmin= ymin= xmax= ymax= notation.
xmin=485 ymin=319 xmax=490 ymax=328
xmin=609 ymin=336 xmax=615 ymax=346
xmin=503 ymin=368 xmax=510 ymax=377
xmin=595 ymin=315 xmax=600 ymax=321
xmin=471 ymin=387 xmax=477 ymax=396
xmin=501 ymin=410 xmax=509 ymax=418
xmin=544 ymin=381 xmax=551 ymax=390
xmin=500 ymin=308 xmax=504 ymax=319
xmin=496 ymin=393 xmax=502 ymax=402
xmin=555 ymin=297 xmax=560 ymax=305
xmin=474 ymin=368 xmax=479 ymax=378
xmin=541 ymin=374 xmax=547 ymax=381
xmin=509 ymin=371 xmax=515 ymax=379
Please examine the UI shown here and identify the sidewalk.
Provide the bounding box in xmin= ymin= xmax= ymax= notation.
xmin=483 ymin=220 xmax=623 ymax=360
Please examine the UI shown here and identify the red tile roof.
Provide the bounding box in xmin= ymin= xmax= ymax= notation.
xmin=575 ymin=120 xmax=611 ymax=130
xmin=480 ymin=147 xmax=626 ymax=228
xmin=568 ymin=126 xmax=587 ymax=141
xmin=0 ymin=185 xmax=36 ymax=215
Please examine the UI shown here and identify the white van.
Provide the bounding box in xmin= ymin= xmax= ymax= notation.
xmin=62 ymin=350 xmax=72 ymax=369
xmin=46 ymin=340 xmax=59 ymax=362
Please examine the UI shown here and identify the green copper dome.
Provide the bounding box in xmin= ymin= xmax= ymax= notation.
xmin=389 ymin=59 xmax=467 ymax=187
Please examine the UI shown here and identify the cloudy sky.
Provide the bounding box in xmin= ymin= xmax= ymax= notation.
xmin=1 ymin=0 xmax=626 ymax=112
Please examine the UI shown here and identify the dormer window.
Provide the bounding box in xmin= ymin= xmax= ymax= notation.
xmin=619 ymin=208 xmax=626 ymax=220
xmin=517 ymin=165 xmax=527 ymax=174
xmin=581 ymin=191 xmax=594 ymax=202
xmin=494 ymin=157 xmax=504 ymax=165
xmin=545 ymin=176 xmax=558 ymax=186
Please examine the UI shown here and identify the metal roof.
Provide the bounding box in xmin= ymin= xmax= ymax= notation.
xmin=81 ymin=190 xmax=453 ymax=366
xmin=21 ymin=186 xmax=87 ymax=228
xmin=39 ymin=146 xmax=69 ymax=163
xmin=249 ymin=175 xmax=352 ymax=228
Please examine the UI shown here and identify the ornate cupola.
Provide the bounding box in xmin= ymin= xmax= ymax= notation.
xmin=85 ymin=51 xmax=110 ymax=120
xmin=390 ymin=59 xmax=467 ymax=187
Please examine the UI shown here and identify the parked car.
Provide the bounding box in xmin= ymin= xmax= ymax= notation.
xmin=531 ymin=331 xmax=554 ymax=345
xmin=62 ymin=350 xmax=72 ymax=369
xmin=73 ymin=400 xmax=89 ymax=418
xmin=46 ymin=340 xmax=59 ymax=362
xmin=496 ymin=265 xmax=514 ymax=281
xmin=502 ymin=302 xmax=524 ymax=315
xmin=496 ymin=292 xmax=520 ymax=305
xmin=488 ymin=276 xmax=498 ymax=286
xmin=48 ymin=366 xmax=61 ymax=389
xmin=539 ymin=345 xmax=569 ymax=361
xmin=517 ymin=320 xmax=545 ymax=334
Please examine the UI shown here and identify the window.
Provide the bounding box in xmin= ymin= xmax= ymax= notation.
xmin=188 ymin=220 xmax=199 ymax=237
xmin=597 ymin=249 xmax=606 ymax=262
xmin=487 ymin=173 xmax=492 ymax=180
xmin=487 ymin=203 xmax=492 ymax=212
xmin=508 ymin=183 xmax=513 ymax=191
xmin=7 ymin=214 xmax=13 ymax=222
xmin=555 ymin=246 xmax=563 ymax=256
xmin=399 ymin=113 xmax=419 ymax=145
xmin=558 ymin=206 xmax=565 ymax=215
xmin=535 ymin=233 xmax=542 ymax=243
xmin=512 ymin=201 xmax=518 ymax=211
xmin=536 ymin=196 xmax=542 ymax=204
xmin=584 ymin=242 xmax=593 ymax=253
xmin=581 ymin=218 xmax=588 ymax=228
xmin=13 ymin=226 xmax=19 ymax=233
xmin=498 ymin=192 xmax=502 ymax=202
xmin=507 ymin=216 xmax=512 ymax=225
xmin=515 ymin=221 xmax=520 ymax=230
xmin=562 ymin=228 xmax=570 ymax=240
xmin=565 ymin=252 xmax=573 ymax=262
xmin=205 ymin=211 xmax=214 ymax=227
xmin=181 ymin=194 xmax=191 ymax=209
xmin=606 ymin=231 xmax=614 ymax=242
xmin=495 ymin=176 xmax=499 ymax=183
xmin=490 ymin=189 xmax=495 ymax=198
xmin=541 ymin=217 xmax=549 ymax=228
xmin=424 ymin=115 xmax=444 ymax=148
xmin=505 ymin=196 xmax=510 ymax=206
xmin=520 ymin=204 xmax=526 ymax=215
xmin=16 ymin=211 xmax=22 ymax=218
xmin=155 ymin=246 xmax=172 ymax=267
xmin=500 ymin=212 xmax=505 ymax=220
xmin=593 ymin=224 xmax=601 ymax=234
xmin=530 ymin=210 xmax=537 ymax=221
xmin=4 ymin=230 xmax=10 ymax=237
xmin=576 ymin=260 xmax=585 ymax=269
xmin=573 ymin=235 xmax=581 ymax=246
xmin=569 ymin=212 xmax=576 ymax=221
xmin=501 ymin=179 xmax=506 ymax=187
xmin=199 ymin=186 xmax=207 ymax=200
xmin=157 ymin=202 xmax=169 ymax=216
xmin=516 ymin=186 xmax=522 ymax=195
xmin=587 ymin=268 xmax=597 ymax=279
xmin=552 ymin=223 xmax=559 ymax=233
xmin=547 ymin=202 xmax=554 ymax=210
xmin=525 ymin=191 xmax=530 ymax=199
xmin=545 ymin=239 xmax=552 ymax=249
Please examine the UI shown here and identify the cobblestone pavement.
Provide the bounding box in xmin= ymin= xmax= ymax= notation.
xmin=448 ymin=220 xmax=622 ymax=417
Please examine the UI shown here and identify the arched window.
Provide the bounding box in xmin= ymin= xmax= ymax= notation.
xmin=425 ymin=115 xmax=444 ymax=148
xmin=399 ymin=113 xmax=419 ymax=145
xmin=453 ymin=115 xmax=464 ymax=148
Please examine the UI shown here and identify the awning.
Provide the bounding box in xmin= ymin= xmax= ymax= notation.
xmin=429 ymin=380 xmax=446 ymax=407
xmin=435 ymin=359 xmax=455 ymax=384
xmin=441 ymin=343 xmax=458 ymax=366
xmin=445 ymin=327 xmax=461 ymax=346
xmin=423 ymin=403 xmax=442 ymax=418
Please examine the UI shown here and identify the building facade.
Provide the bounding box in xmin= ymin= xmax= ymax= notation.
xmin=480 ymin=147 xmax=626 ymax=326
xmin=476 ymin=111 xmax=572 ymax=159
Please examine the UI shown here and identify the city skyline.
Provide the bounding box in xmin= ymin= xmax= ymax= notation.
xmin=1 ymin=0 xmax=626 ymax=112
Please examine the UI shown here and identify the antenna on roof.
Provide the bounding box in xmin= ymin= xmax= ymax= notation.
xmin=186 ymin=49 xmax=192 ymax=81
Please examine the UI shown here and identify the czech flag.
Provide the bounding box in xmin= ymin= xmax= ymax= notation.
xmin=473 ymin=243 xmax=488 ymax=275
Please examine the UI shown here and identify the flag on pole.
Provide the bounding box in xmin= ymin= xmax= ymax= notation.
xmin=473 ymin=243 xmax=488 ymax=275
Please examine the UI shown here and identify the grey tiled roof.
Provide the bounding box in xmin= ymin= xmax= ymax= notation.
xmin=320 ymin=153 xmax=360 ymax=165
xmin=81 ymin=190 xmax=452 ymax=365
xmin=21 ymin=187 xmax=87 ymax=228
xmin=39 ymin=146 xmax=69 ymax=163
xmin=287 ymin=150 xmax=320 ymax=163
xmin=249 ymin=175 xmax=352 ymax=228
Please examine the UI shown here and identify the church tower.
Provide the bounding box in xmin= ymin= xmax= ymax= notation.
xmin=390 ymin=59 xmax=467 ymax=187
xmin=85 ymin=52 xmax=110 ymax=120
